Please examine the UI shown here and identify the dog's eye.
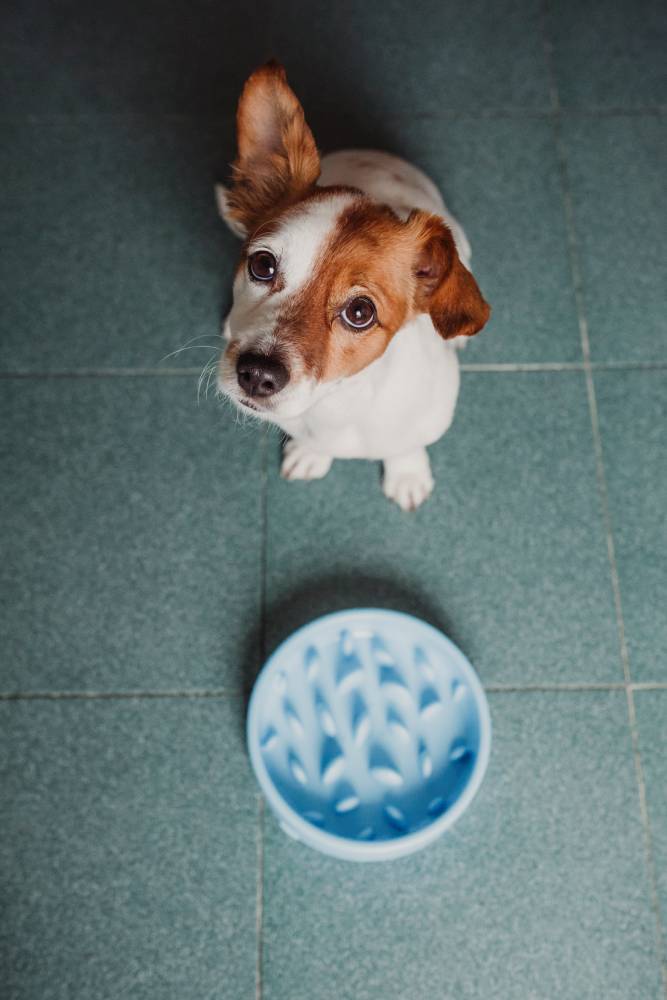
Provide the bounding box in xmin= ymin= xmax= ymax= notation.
xmin=248 ymin=250 xmax=277 ymax=282
xmin=341 ymin=296 xmax=376 ymax=330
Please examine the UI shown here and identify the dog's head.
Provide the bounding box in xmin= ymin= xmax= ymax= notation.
xmin=217 ymin=62 xmax=490 ymax=420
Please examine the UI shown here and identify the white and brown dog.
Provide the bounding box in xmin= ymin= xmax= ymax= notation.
xmin=216 ymin=62 xmax=490 ymax=510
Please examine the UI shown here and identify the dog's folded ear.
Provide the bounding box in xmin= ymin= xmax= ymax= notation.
xmin=224 ymin=62 xmax=320 ymax=236
xmin=407 ymin=211 xmax=490 ymax=340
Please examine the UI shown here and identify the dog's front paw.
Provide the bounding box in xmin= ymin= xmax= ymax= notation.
xmin=383 ymin=449 xmax=434 ymax=511
xmin=383 ymin=472 xmax=434 ymax=511
xmin=281 ymin=440 xmax=333 ymax=481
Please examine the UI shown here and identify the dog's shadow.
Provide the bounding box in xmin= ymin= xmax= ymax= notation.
xmin=235 ymin=572 xmax=461 ymax=745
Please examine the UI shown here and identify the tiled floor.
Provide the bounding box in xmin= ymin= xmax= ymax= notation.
xmin=1 ymin=1 xmax=666 ymax=998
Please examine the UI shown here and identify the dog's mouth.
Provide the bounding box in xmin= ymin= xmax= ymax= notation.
xmin=217 ymin=370 xmax=268 ymax=413
xmin=235 ymin=393 xmax=278 ymax=416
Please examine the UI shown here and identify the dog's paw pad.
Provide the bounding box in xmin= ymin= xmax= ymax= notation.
xmin=383 ymin=470 xmax=434 ymax=511
xmin=281 ymin=442 xmax=333 ymax=482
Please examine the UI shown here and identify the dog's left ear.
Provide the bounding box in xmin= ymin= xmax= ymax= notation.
xmin=408 ymin=211 xmax=490 ymax=339
xmin=224 ymin=62 xmax=320 ymax=236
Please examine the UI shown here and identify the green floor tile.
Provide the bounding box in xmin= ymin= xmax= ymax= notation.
xmin=562 ymin=117 xmax=667 ymax=362
xmin=261 ymin=691 xmax=662 ymax=1000
xmin=264 ymin=372 xmax=620 ymax=686
xmin=1 ymin=0 xmax=549 ymax=116
xmin=1 ymin=1 xmax=665 ymax=995
xmin=0 ymin=118 xmax=236 ymax=371
xmin=0 ymin=697 xmax=257 ymax=1000
xmin=414 ymin=119 xmax=581 ymax=364
xmin=306 ymin=111 xmax=580 ymax=367
xmin=595 ymin=371 xmax=667 ymax=682
xmin=0 ymin=378 xmax=262 ymax=692
xmin=546 ymin=0 xmax=667 ymax=109
xmin=0 ymin=114 xmax=581 ymax=370
xmin=635 ymin=690 xmax=667 ymax=965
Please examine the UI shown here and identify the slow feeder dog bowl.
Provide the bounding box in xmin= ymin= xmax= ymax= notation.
xmin=247 ymin=609 xmax=491 ymax=861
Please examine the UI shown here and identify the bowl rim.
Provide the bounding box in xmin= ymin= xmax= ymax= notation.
xmin=247 ymin=608 xmax=492 ymax=862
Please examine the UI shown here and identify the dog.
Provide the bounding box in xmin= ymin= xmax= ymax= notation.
xmin=215 ymin=62 xmax=490 ymax=510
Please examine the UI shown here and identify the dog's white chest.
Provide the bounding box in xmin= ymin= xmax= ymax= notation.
xmin=275 ymin=316 xmax=461 ymax=460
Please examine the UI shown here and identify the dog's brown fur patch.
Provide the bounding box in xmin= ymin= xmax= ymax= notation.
xmin=267 ymin=198 xmax=490 ymax=382
xmin=226 ymin=62 xmax=321 ymax=234
xmin=408 ymin=211 xmax=491 ymax=339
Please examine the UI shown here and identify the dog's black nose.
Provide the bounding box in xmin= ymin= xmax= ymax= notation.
xmin=236 ymin=352 xmax=289 ymax=398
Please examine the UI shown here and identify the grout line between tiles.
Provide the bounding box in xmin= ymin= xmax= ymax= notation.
xmin=0 ymin=367 xmax=205 ymax=378
xmin=584 ymin=361 xmax=667 ymax=371
xmin=0 ymin=688 xmax=243 ymax=701
xmin=0 ymin=107 xmax=664 ymax=125
xmin=254 ymin=428 xmax=269 ymax=1000
xmin=255 ymin=794 xmax=265 ymax=1000
xmin=2 ymin=361 xmax=667 ymax=380
xmin=3 ymin=49 xmax=664 ymax=1000
xmin=484 ymin=683 xmax=625 ymax=693
xmin=461 ymin=363 xmax=585 ymax=372
xmin=4 ymin=682 xmax=667 ymax=702
xmin=258 ymin=427 xmax=269 ymax=676
xmin=541 ymin=3 xmax=667 ymax=989
xmin=459 ymin=361 xmax=667 ymax=372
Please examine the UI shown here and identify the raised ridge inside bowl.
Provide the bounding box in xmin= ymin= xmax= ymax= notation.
xmin=250 ymin=612 xmax=486 ymax=851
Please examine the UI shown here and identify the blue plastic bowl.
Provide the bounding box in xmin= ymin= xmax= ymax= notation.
xmin=247 ymin=609 xmax=491 ymax=861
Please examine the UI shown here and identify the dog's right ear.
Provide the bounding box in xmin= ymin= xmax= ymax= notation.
xmin=407 ymin=211 xmax=491 ymax=340
xmin=222 ymin=62 xmax=320 ymax=237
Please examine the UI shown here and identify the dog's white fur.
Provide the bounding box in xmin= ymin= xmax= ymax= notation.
xmin=217 ymin=149 xmax=475 ymax=511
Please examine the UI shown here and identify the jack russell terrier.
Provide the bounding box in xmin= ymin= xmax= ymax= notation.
xmin=216 ymin=62 xmax=490 ymax=510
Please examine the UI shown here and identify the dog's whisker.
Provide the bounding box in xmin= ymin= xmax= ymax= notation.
xmin=160 ymin=335 xmax=222 ymax=364
xmin=196 ymin=354 xmax=219 ymax=406
xmin=204 ymin=362 xmax=217 ymax=400
xmin=197 ymin=356 xmax=213 ymax=386
xmin=167 ymin=344 xmax=221 ymax=359
xmin=197 ymin=357 xmax=214 ymax=386
xmin=199 ymin=366 xmax=213 ymax=404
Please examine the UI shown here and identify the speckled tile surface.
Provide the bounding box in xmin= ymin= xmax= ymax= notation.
xmin=546 ymin=0 xmax=667 ymax=109
xmin=635 ymin=691 xmax=667 ymax=967
xmin=0 ymin=117 xmax=236 ymax=371
xmin=0 ymin=378 xmax=262 ymax=692
xmin=403 ymin=119 xmax=582 ymax=365
xmin=0 ymin=697 xmax=257 ymax=1000
xmin=264 ymin=373 xmax=620 ymax=687
xmin=2 ymin=1 xmax=666 ymax=996
xmin=595 ymin=371 xmax=667 ymax=682
xmin=261 ymin=692 xmax=663 ymax=1000
xmin=0 ymin=115 xmax=581 ymax=370
xmin=0 ymin=0 xmax=549 ymax=115
xmin=562 ymin=117 xmax=667 ymax=363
